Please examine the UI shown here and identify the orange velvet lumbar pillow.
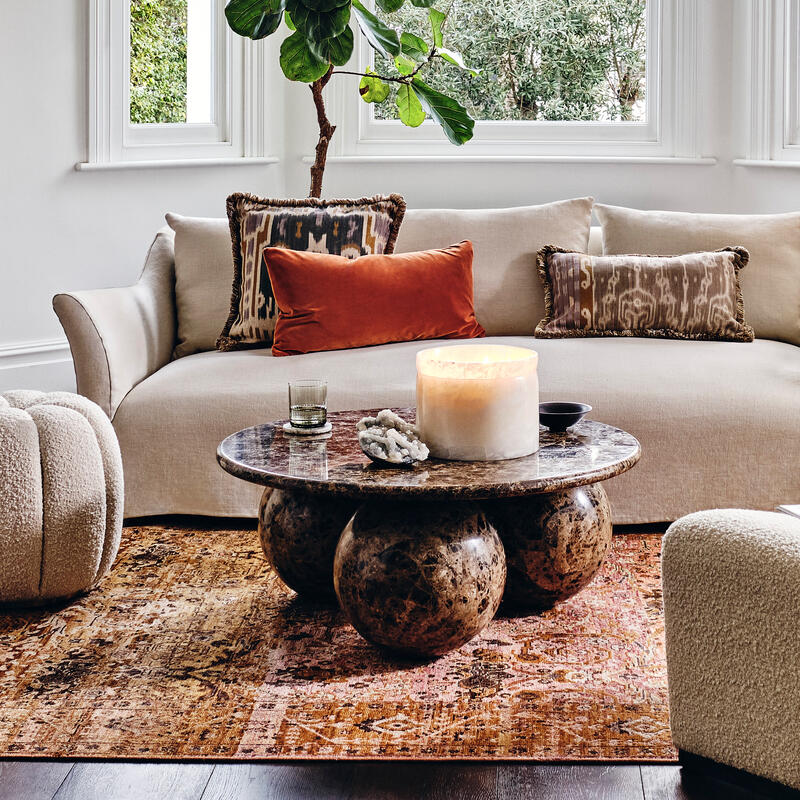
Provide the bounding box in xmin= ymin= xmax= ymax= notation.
xmin=265 ymin=241 xmax=485 ymax=357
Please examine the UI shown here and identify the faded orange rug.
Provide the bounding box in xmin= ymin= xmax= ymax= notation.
xmin=0 ymin=525 xmax=675 ymax=761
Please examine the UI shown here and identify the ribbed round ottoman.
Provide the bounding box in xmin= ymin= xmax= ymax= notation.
xmin=0 ymin=390 xmax=123 ymax=605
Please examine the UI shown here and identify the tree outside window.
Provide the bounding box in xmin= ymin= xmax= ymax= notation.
xmin=129 ymin=0 xmax=189 ymax=124
xmin=375 ymin=0 xmax=647 ymax=123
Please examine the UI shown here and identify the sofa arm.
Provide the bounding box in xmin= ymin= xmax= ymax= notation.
xmin=662 ymin=509 xmax=800 ymax=789
xmin=53 ymin=228 xmax=176 ymax=419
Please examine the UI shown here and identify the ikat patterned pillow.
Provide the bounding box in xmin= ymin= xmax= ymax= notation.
xmin=217 ymin=193 xmax=406 ymax=351
xmin=535 ymin=246 xmax=754 ymax=342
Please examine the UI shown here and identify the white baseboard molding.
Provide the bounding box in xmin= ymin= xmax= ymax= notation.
xmin=0 ymin=338 xmax=75 ymax=393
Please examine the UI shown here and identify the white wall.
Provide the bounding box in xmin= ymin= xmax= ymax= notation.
xmin=0 ymin=0 xmax=284 ymax=391
xmin=1 ymin=0 xmax=797 ymax=392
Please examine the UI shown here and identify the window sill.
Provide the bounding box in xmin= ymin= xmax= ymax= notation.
xmin=75 ymin=156 xmax=280 ymax=171
xmin=732 ymin=159 xmax=800 ymax=170
xmin=303 ymin=154 xmax=718 ymax=166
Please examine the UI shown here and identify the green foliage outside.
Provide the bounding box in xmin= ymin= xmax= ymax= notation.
xmin=131 ymin=0 xmax=646 ymax=128
xmin=375 ymin=0 xmax=647 ymax=123
xmin=130 ymin=0 xmax=188 ymax=124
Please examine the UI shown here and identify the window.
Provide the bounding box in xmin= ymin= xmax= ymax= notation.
xmin=83 ymin=0 xmax=273 ymax=167
xmin=375 ymin=0 xmax=648 ymax=124
xmin=740 ymin=0 xmax=800 ymax=165
xmin=781 ymin=0 xmax=800 ymax=152
xmin=328 ymin=0 xmax=705 ymax=160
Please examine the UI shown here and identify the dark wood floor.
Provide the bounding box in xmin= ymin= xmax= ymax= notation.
xmin=1 ymin=761 xmax=799 ymax=800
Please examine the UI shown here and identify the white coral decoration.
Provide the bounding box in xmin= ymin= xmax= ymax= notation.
xmin=356 ymin=409 xmax=430 ymax=465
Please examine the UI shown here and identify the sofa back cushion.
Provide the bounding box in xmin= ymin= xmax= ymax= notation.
xmin=588 ymin=226 xmax=603 ymax=256
xmin=596 ymin=203 xmax=800 ymax=346
xmin=393 ymin=197 xmax=594 ymax=336
xmin=166 ymin=213 xmax=232 ymax=359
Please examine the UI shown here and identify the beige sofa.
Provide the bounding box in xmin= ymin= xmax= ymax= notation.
xmin=53 ymin=203 xmax=800 ymax=521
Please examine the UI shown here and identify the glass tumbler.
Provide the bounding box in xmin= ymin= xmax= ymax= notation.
xmin=288 ymin=380 xmax=328 ymax=428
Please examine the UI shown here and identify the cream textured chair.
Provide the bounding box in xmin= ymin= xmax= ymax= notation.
xmin=0 ymin=391 xmax=123 ymax=605
xmin=662 ymin=509 xmax=800 ymax=790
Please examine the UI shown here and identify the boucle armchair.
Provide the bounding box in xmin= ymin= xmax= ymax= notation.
xmin=662 ymin=509 xmax=800 ymax=790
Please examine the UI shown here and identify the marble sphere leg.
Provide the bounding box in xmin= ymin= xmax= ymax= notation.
xmin=485 ymin=483 xmax=612 ymax=611
xmin=258 ymin=487 xmax=358 ymax=601
xmin=334 ymin=500 xmax=506 ymax=658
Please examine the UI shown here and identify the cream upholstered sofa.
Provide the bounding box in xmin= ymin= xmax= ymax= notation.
xmin=53 ymin=201 xmax=800 ymax=521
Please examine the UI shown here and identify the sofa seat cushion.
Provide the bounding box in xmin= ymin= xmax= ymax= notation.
xmin=113 ymin=337 xmax=800 ymax=522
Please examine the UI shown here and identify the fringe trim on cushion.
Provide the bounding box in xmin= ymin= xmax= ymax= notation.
xmin=533 ymin=245 xmax=755 ymax=343
xmin=216 ymin=193 xmax=407 ymax=352
xmin=534 ymin=244 xmax=572 ymax=336
xmin=721 ymin=246 xmax=752 ymax=336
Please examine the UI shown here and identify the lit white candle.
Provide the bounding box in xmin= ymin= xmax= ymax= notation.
xmin=416 ymin=345 xmax=539 ymax=461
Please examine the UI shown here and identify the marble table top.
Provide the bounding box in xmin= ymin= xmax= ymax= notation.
xmin=217 ymin=408 xmax=640 ymax=500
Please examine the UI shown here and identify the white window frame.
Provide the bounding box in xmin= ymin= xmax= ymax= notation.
xmin=81 ymin=0 xmax=274 ymax=168
xmin=786 ymin=1 xmax=800 ymax=149
xmin=738 ymin=0 xmax=800 ymax=166
xmin=326 ymin=0 xmax=706 ymax=161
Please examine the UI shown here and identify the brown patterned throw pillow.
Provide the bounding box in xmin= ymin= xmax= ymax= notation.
xmin=217 ymin=193 xmax=406 ymax=351
xmin=535 ymin=246 xmax=754 ymax=342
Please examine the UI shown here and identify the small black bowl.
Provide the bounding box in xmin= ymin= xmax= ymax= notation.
xmin=539 ymin=401 xmax=592 ymax=432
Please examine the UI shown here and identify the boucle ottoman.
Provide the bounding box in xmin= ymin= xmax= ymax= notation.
xmin=0 ymin=390 xmax=123 ymax=604
xmin=663 ymin=509 xmax=800 ymax=790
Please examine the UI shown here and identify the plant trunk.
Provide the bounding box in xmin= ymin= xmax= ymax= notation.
xmin=309 ymin=65 xmax=336 ymax=199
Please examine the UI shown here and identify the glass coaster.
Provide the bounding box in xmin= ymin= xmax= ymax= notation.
xmin=282 ymin=421 xmax=333 ymax=436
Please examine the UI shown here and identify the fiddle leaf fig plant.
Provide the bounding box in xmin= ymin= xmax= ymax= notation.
xmin=224 ymin=0 xmax=476 ymax=197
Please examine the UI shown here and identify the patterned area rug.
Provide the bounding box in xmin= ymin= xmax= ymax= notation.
xmin=0 ymin=525 xmax=676 ymax=761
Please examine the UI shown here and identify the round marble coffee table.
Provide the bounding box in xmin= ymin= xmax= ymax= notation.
xmin=217 ymin=409 xmax=640 ymax=656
